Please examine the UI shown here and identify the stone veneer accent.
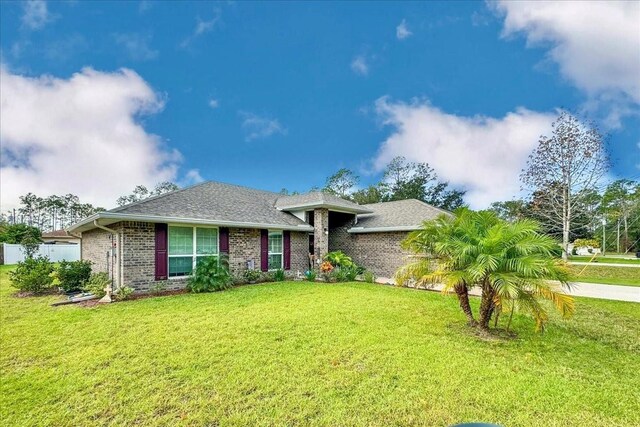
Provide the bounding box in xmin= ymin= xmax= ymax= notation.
xmin=329 ymin=223 xmax=413 ymax=279
xmin=313 ymin=208 xmax=329 ymax=260
xmin=82 ymin=221 xmax=310 ymax=292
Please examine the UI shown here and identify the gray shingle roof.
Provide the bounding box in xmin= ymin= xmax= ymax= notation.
xmin=350 ymin=199 xmax=452 ymax=232
xmin=275 ymin=191 xmax=372 ymax=213
xmin=110 ymin=181 xmax=308 ymax=227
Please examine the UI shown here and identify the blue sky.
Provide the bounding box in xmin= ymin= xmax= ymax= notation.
xmin=1 ymin=1 xmax=638 ymax=209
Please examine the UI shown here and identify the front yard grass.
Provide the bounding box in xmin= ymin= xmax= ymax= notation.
xmin=1 ymin=265 xmax=639 ymax=426
xmin=570 ymin=255 xmax=640 ymax=265
xmin=568 ymin=264 xmax=640 ymax=287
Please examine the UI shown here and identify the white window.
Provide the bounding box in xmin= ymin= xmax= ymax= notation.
xmin=268 ymin=230 xmax=283 ymax=270
xmin=168 ymin=226 xmax=218 ymax=277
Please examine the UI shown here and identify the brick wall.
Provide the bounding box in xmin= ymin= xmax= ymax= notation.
xmin=290 ymin=231 xmax=309 ymax=274
xmin=81 ymin=227 xmax=117 ymax=274
xmin=228 ymin=228 xmax=261 ymax=272
xmin=329 ymin=224 xmax=412 ymax=278
xmin=82 ymin=222 xmax=310 ymax=292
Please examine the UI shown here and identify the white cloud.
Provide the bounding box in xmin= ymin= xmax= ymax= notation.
xmin=372 ymin=97 xmax=556 ymax=208
xmin=114 ymin=33 xmax=159 ymax=61
xmin=396 ymin=19 xmax=412 ymax=40
xmin=183 ymin=169 xmax=204 ymax=185
xmin=22 ymin=0 xmax=53 ymax=30
xmin=180 ymin=9 xmax=222 ymax=48
xmin=208 ymin=98 xmax=219 ymax=109
xmin=0 ymin=66 xmax=183 ymax=210
xmin=240 ymin=112 xmax=286 ymax=141
xmin=139 ymin=1 xmax=152 ymax=14
xmin=492 ymin=1 xmax=640 ymax=121
xmin=351 ymin=55 xmax=369 ymax=76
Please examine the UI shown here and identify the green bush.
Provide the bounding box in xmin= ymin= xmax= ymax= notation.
xmin=272 ymin=269 xmax=286 ymax=282
xmin=324 ymin=251 xmax=354 ymax=268
xmin=573 ymin=238 xmax=600 ymax=249
xmin=333 ymin=268 xmax=348 ymax=282
xmin=149 ymin=281 xmax=167 ymax=295
xmin=363 ymin=270 xmax=376 ymax=283
xmin=304 ymin=270 xmax=317 ymax=282
xmin=113 ymin=286 xmax=134 ymax=301
xmin=243 ymin=269 xmax=262 ymax=283
xmin=187 ymin=256 xmax=233 ymax=293
xmin=9 ymin=256 xmax=55 ymax=294
xmin=82 ymin=272 xmax=110 ymax=298
xmin=56 ymin=260 xmax=92 ymax=292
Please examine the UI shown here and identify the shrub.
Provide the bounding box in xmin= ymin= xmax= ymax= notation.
xmin=113 ymin=286 xmax=134 ymax=301
xmin=243 ymin=269 xmax=262 ymax=283
xmin=82 ymin=272 xmax=110 ymax=298
xmin=363 ymin=270 xmax=376 ymax=283
xmin=342 ymin=265 xmax=360 ymax=281
xmin=272 ymin=269 xmax=286 ymax=282
xmin=320 ymin=261 xmax=334 ymax=282
xmin=9 ymin=256 xmax=55 ymax=294
xmin=187 ymin=256 xmax=233 ymax=293
xmin=56 ymin=260 xmax=92 ymax=292
xmin=150 ymin=281 xmax=167 ymax=295
xmin=333 ymin=268 xmax=348 ymax=282
xmin=573 ymin=238 xmax=600 ymax=249
xmin=324 ymin=251 xmax=354 ymax=268
xmin=304 ymin=270 xmax=317 ymax=282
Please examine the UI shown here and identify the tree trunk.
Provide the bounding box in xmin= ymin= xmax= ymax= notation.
xmin=623 ymin=214 xmax=629 ymax=253
xmin=478 ymin=280 xmax=495 ymax=331
xmin=562 ymin=186 xmax=570 ymax=261
xmin=616 ymin=219 xmax=621 ymax=254
xmin=454 ymin=283 xmax=476 ymax=326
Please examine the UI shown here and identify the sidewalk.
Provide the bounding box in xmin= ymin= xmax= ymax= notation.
xmin=377 ymin=278 xmax=640 ymax=303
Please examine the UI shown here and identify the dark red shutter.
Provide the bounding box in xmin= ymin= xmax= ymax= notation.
xmin=260 ymin=229 xmax=268 ymax=272
xmin=219 ymin=227 xmax=229 ymax=254
xmin=283 ymin=230 xmax=291 ymax=270
xmin=155 ymin=223 xmax=168 ymax=280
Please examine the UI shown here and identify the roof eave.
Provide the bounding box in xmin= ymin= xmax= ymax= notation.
xmin=347 ymin=225 xmax=420 ymax=234
xmin=277 ymin=203 xmax=373 ymax=214
xmin=68 ymin=212 xmax=314 ymax=233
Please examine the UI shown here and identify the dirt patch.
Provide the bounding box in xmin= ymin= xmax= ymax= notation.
xmin=12 ymin=289 xmax=58 ymax=298
xmin=127 ymin=289 xmax=188 ymax=301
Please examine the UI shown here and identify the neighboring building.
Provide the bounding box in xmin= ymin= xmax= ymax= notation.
xmin=68 ymin=181 xmax=450 ymax=292
xmin=41 ymin=230 xmax=81 ymax=245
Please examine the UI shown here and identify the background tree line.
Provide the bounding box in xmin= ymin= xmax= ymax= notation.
xmin=297 ymin=156 xmax=466 ymax=211
xmin=1 ymin=182 xmax=180 ymax=236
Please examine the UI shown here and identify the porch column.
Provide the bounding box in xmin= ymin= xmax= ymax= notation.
xmin=313 ymin=208 xmax=329 ymax=262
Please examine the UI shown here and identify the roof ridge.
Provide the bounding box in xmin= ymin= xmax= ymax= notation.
xmin=110 ymin=181 xmax=210 ymax=212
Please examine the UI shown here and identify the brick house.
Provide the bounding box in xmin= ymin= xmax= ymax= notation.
xmin=68 ymin=181 xmax=450 ymax=293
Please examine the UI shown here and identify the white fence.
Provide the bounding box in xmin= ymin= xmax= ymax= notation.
xmin=2 ymin=243 xmax=80 ymax=265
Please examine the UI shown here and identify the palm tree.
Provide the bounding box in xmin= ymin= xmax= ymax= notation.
xmin=396 ymin=209 xmax=574 ymax=332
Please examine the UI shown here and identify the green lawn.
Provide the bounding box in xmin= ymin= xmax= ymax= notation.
xmin=568 ymin=264 xmax=640 ymax=287
xmin=570 ymin=255 xmax=640 ymax=265
xmin=1 ymin=265 xmax=639 ymax=426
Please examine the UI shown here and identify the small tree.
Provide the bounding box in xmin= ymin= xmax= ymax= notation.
xmin=323 ymin=168 xmax=359 ymax=199
xmin=9 ymin=256 xmax=55 ymax=294
xmin=396 ymin=209 xmax=574 ymax=332
xmin=521 ymin=111 xmax=608 ymax=260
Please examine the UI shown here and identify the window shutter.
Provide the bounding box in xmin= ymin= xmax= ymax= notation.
xmin=260 ymin=229 xmax=269 ymax=272
xmin=155 ymin=223 xmax=168 ymax=280
xmin=283 ymin=230 xmax=291 ymax=270
xmin=219 ymin=227 xmax=229 ymax=254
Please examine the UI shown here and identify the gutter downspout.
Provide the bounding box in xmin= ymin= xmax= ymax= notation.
xmin=93 ymin=220 xmax=118 ymax=303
